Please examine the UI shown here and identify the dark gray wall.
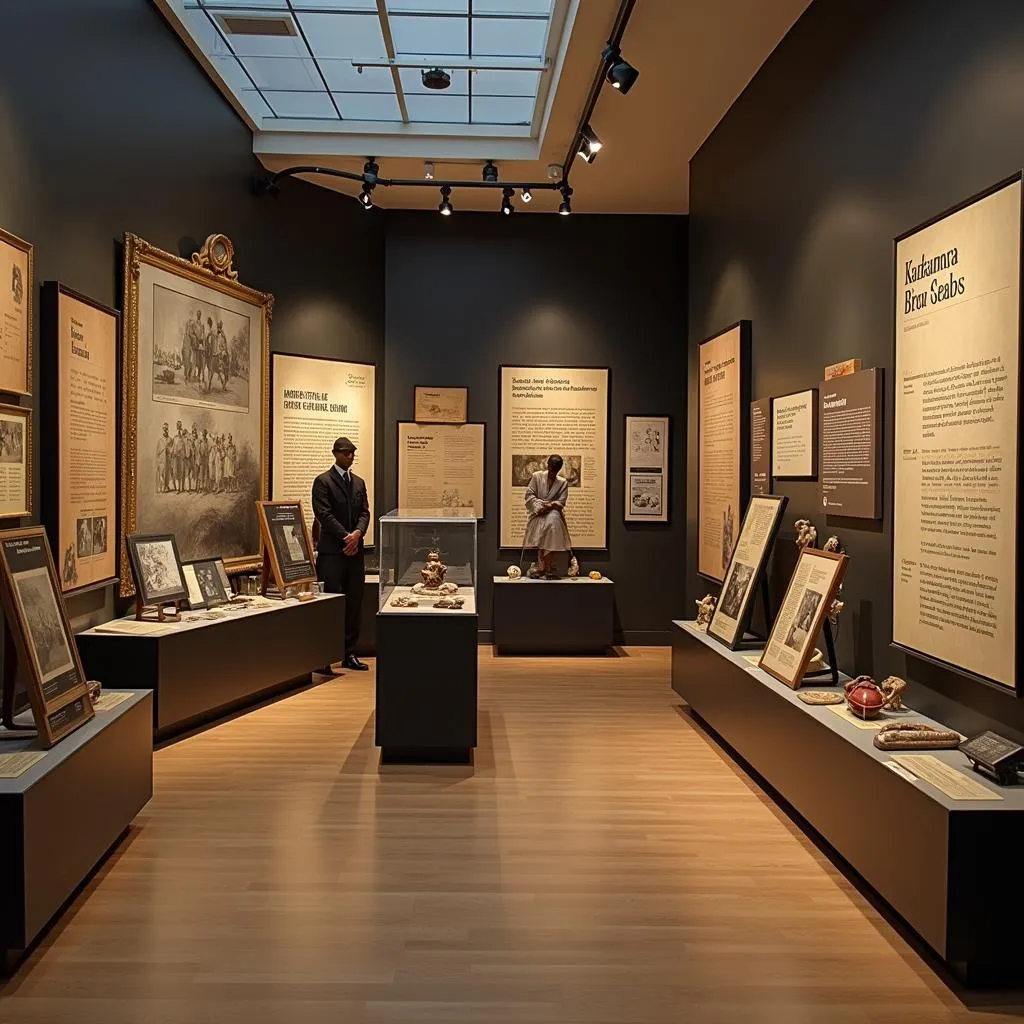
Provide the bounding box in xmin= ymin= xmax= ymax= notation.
xmin=688 ymin=0 xmax=1024 ymax=738
xmin=385 ymin=211 xmax=687 ymax=640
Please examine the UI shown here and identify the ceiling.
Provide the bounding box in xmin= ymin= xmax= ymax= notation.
xmin=158 ymin=0 xmax=812 ymax=214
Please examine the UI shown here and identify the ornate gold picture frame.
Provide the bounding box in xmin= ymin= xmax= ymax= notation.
xmin=119 ymin=233 xmax=273 ymax=597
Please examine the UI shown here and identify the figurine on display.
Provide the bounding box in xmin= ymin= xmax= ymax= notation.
xmin=695 ymin=594 xmax=717 ymax=630
xmin=523 ymin=454 xmax=572 ymax=579
xmin=794 ymin=519 xmax=818 ymax=550
xmin=411 ymin=549 xmax=459 ymax=598
xmin=822 ymin=536 xmax=845 ymax=626
xmin=844 ymin=675 xmax=908 ymax=719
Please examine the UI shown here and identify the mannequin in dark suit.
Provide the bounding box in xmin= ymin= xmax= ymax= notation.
xmin=312 ymin=436 xmax=370 ymax=671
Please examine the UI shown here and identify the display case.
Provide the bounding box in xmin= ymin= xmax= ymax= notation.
xmin=378 ymin=508 xmax=477 ymax=615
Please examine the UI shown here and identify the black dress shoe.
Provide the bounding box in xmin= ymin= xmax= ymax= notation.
xmin=343 ymin=655 xmax=369 ymax=671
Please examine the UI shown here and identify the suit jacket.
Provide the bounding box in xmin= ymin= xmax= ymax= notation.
xmin=312 ymin=467 xmax=370 ymax=555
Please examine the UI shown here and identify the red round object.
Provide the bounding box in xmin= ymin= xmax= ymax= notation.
xmin=844 ymin=676 xmax=885 ymax=719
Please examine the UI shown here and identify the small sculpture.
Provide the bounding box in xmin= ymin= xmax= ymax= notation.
xmin=420 ymin=550 xmax=446 ymax=589
xmin=844 ymin=675 xmax=908 ymax=719
xmin=390 ymin=595 xmax=419 ymax=608
xmin=873 ymin=721 xmax=960 ymax=751
xmin=87 ymin=679 xmax=102 ymax=704
xmin=506 ymin=565 xmax=522 ymax=579
xmin=434 ymin=596 xmax=465 ymax=609
xmin=568 ymin=557 xmax=580 ymax=578
xmin=828 ymin=595 xmax=845 ymax=627
xmin=823 ymin=535 xmax=843 ymax=554
xmin=527 ymin=562 xmax=541 ymax=579
xmin=795 ymin=519 xmax=817 ymax=550
xmin=803 ymin=648 xmax=826 ymax=675
xmin=878 ymin=675 xmax=908 ymax=711
xmin=588 ymin=570 xmax=602 ymax=581
xmin=695 ymin=594 xmax=716 ymax=630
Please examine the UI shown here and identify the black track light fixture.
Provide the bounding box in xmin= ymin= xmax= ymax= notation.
xmin=521 ymin=188 xmax=533 ymax=204
xmin=482 ymin=160 xmax=499 ymax=183
xmin=359 ymin=187 xmax=374 ymax=209
xmin=438 ymin=184 xmax=453 ymax=216
xmin=358 ymin=157 xmax=379 ymax=209
xmin=558 ymin=184 xmax=573 ymax=216
xmin=578 ymin=124 xmax=603 ymax=163
xmin=602 ymin=44 xmax=639 ymax=94
xmin=421 ymin=67 xmax=451 ymax=90
xmin=501 ymin=186 xmax=515 ymax=216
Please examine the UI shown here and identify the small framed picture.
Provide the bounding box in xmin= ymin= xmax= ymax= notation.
xmin=181 ymin=563 xmax=206 ymax=610
xmin=0 ymin=403 xmax=31 ymax=519
xmin=126 ymin=533 xmax=188 ymax=608
xmin=187 ymin=558 xmax=231 ymax=608
xmin=624 ymin=415 xmax=669 ymax=523
xmin=257 ymin=500 xmax=317 ymax=594
xmin=414 ymin=385 xmax=468 ymax=424
xmin=213 ymin=556 xmax=233 ymax=597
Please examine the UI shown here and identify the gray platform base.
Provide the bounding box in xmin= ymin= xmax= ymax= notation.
xmin=492 ymin=576 xmax=614 ymax=654
xmin=672 ymin=620 xmax=1024 ymax=987
xmin=376 ymin=611 xmax=477 ymax=761
xmin=0 ymin=691 xmax=153 ymax=970
xmin=77 ymin=596 xmax=344 ymax=738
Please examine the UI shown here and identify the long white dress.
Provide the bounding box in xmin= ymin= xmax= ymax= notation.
xmin=523 ymin=471 xmax=571 ymax=551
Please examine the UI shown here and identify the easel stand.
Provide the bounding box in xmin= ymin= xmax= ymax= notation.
xmin=261 ymin=550 xmax=316 ymax=601
xmin=736 ymin=575 xmax=774 ymax=650
xmin=134 ymin=596 xmax=181 ymax=622
xmin=1 ymin=621 xmax=34 ymax=735
xmin=802 ymin=618 xmax=840 ymax=686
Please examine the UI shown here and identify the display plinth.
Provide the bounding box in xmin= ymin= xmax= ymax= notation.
xmin=672 ymin=621 xmax=1024 ymax=986
xmin=0 ymin=691 xmax=152 ymax=970
xmin=356 ymin=573 xmax=379 ymax=656
xmin=375 ymin=611 xmax=477 ymax=763
xmin=76 ymin=596 xmax=344 ymax=738
xmin=492 ymin=576 xmax=614 ymax=654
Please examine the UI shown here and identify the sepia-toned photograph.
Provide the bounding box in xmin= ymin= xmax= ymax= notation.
xmin=13 ymin=567 xmax=74 ymax=683
xmin=76 ymin=517 xmax=92 ymax=558
xmin=129 ymin=534 xmax=186 ymax=604
xmin=272 ymin=520 xmax=309 ymax=566
xmin=785 ymin=589 xmax=822 ymax=652
xmin=193 ymin=560 xmax=229 ymax=606
xmin=0 ymin=419 xmax=23 ymax=463
xmin=151 ymin=284 xmax=251 ymax=413
xmin=720 ymin=562 xmax=754 ymax=620
xmin=511 ymin=453 xmax=583 ymax=488
xmin=91 ymin=515 xmax=108 ymax=556
xmin=629 ymin=474 xmax=663 ymax=514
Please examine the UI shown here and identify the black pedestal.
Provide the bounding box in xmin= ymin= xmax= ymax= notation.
xmin=492 ymin=576 xmax=614 ymax=654
xmin=355 ymin=574 xmax=378 ymax=657
xmin=77 ymin=596 xmax=345 ymax=738
xmin=0 ymin=691 xmax=152 ymax=969
xmin=672 ymin=620 xmax=1024 ymax=986
xmin=375 ymin=611 xmax=477 ymax=763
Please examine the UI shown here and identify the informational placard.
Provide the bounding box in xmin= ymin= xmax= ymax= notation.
xmin=772 ymin=389 xmax=817 ymax=479
xmin=893 ymin=176 xmax=1021 ymax=691
xmin=624 ymin=415 xmax=669 ymax=523
xmin=272 ymin=353 xmax=376 ymax=546
xmin=820 ymin=368 xmax=882 ymax=519
xmin=45 ymin=285 xmax=119 ymax=592
xmin=0 ymin=404 xmax=29 ymax=520
xmin=499 ymin=365 xmax=608 ymax=549
xmin=413 ymin=386 xmax=468 ymax=424
xmin=698 ymin=323 xmax=750 ymax=581
xmin=257 ymin=500 xmax=317 ymax=589
xmin=0 ymin=228 xmax=32 ymax=397
xmin=397 ymin=421 xmax=484 ymax=518
xmin=750 ymin=398 xmax=771 ymax=496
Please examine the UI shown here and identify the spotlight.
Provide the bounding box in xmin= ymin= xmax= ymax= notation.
xmin=482 ymin=160 xmax=499 ymax=183
xmin=422 ymin=68 xmax=451 ymax=90
xmin=521 ymin=188 xmax=533 ymax=203
xmin=359 ymin=187 xmax=373 ymax=210
xmin=558 ymin=184 xmax=573 ymax=216
xmin=602 ymin=44 xmax=639 ymax=94
xmin=438 ymin=184 xmax=453 ymax=216
xmin=424 ymin=161 xmax=435 ymax=180
xmin=578 ymin=124 xmax=602 ymax=163
xmin=501 ymin=186 xmax=514 ymax=216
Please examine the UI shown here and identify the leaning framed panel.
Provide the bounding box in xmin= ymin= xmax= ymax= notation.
xmin=0 ymin=227 xmax=32 ymax=397
xmin=0 ymin=403 xmax=31 ymax=520
xmin=697 ymin=321 xmax=751 ymax=583
xmin=397 ymin=421 xmax=484 ymax=519
xmin=120 ymin=232 xmax=272 ymax=597
xmin=624 ymin=415 xmax=669 ymax=523
xmin=759 ymin=547 xmax=847 ymax=689
xmin=892 ymin=174 xmax=1023 ymax=695
xmin=414 ymin=385 xmax=468 ymax=424
xmin=40 ymin=282 xmax=119 ymax=593
xmin=0 ymin=527 xmax=94 ymax=746
xmin=498 ymin=365 xmax=609 ymax=550
xmin=187 ymin=558 xmax=231 ymax=608
xmin=125 ymin=532 xmax=188 ymax=609
xmin=270 ymin=352 xmax=376 ymax=545
xmin=257 ymin=500 xmax=317 ymax=592
xmin=707 ymin=493 xmax=788 ymax=650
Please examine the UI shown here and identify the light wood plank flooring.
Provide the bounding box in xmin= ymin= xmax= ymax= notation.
xmin=0 ymin=648 xmax=1020 ymax=1022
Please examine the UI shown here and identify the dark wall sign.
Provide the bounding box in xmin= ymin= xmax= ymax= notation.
xmin=750 ymin=398 xmax=772 ymax=496
xmin=819 ymin=367 xmax=883 ymax=519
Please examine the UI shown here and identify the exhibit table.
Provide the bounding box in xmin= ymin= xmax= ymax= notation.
xmin=0 ymin=690 xmax=152 ymax=970
xmin=672 ymin=620 xmax=1024 ymax=986
xmin=492 ymin=576 xmax=614 ymax=654
xmin=77 ymin=595 xmax=344 ymax=738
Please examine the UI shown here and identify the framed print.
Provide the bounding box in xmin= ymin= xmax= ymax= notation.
xmin=257 ymin=500 xmax=317 ymax=592
xmin=707 ymin=494 xmax=788 ymax=650
xmin=0 ymin=403 xmax=30 ymax=519
xmin=0 ymin=227 xmax=32 ymax=396
xmin=213 ymin=556 xmax=233 ymax=597
xmin=187 ymin=558 xmax=230 ymax=608
xmin=499 ymin=365 xmax=609 ymax=549
xmin=181 ymin=562 xmax=206 ymax=610
xmin=414 ymin=386 xmax=468 ymax=424
xmin=771 ymin=389 xmax=818 ymax=479
xmin=40 ymin=282 xmax=119 ymax=593
xmin=271 ymin=352 xmax=376 ymax=546
xmin=0 ymin=527 xmax=95 ymax=747
xmin=750 ymin=398 xmax=772 ymax=496
xmin=397 ymin=421 xmax=484 ymax=518
xmin=759 ymin=547 xmax=848 ymax=688
xmin=624 ymin=415 xmax=669 ymax=523
xmin=120 ymin=232 xmax=272 ymax=597
xmin=698 ymin=322 xmax=751 ymax=582
xmin=893 ymin=174 xmax=1022 ymax=695
xmin=125 ymin=532 xmax=188 ymax=607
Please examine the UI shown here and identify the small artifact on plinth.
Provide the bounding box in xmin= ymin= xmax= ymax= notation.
xmin=695 ymin=594 xmax=716 ymax=630
xmin=822 ymin=535 xmax=843 ymax=554
xmin=434 ymin=596 xmax=465 ymax=609
xmin=588 ymin=570 xmax=602 ymax=581
xmin=568 ymin=557 xmax=580 ymax=578
xmin=796 ymin=690 xmax=844 ymax=706
xmin=506 ymin=565 xmax=522 ymax=579
xmin=87 ymin=680 xmax=102 ymax=704
xmin=390 ymin=595 xmax=419 ymax=607
xmin=411 ymin=549 xmax=460 ymax=599
xmin=802 ymin=648 xmax=827 ymax=676
xmin=795 ymin=519 xmax=817 ymax=550
xmin=873 ymin=721 xmax=961 ymax=751
xmin=821 ymin=536 xmax=845 ymax=625
xmin=844 ymin=675 xmax=908 ymax=719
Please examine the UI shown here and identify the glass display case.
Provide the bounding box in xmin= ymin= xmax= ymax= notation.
xmin=378 ymin=508 xmax=477 ymax=615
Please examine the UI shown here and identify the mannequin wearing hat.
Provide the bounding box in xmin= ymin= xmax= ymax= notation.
xmin=311 ymin=436 xmax=370 ymax=672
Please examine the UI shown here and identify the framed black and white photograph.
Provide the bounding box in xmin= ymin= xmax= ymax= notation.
xmin=181 ymin=561 xmax=206 ymax=610
xmin=213 ymin=556 xmax=233 ymax=597
xmin=624 ymin=415 xmax=669 ymax=523
xmin=256 ymin=500 xmax=316 ymax=593
xmin=126 ymin=532 xmax=188 ymax=607
xmin=187 ymin=558 xmax=230 ymax=608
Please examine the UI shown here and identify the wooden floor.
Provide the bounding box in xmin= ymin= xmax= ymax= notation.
xmin=0 ymin=648 xmax=1021 ymax=1022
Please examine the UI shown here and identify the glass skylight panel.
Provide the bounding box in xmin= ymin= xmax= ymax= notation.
xmin=196 ymin=0 xmax=290 ymax=8
xmin=320 ymin=61 xmax=395 ymax=93
xmin=387 ymin=0 xmax=469 ymax=12
xmin=473 ymin=0 xmax=552 ymax=12
xmin=391 ymin=16 xmax=469 ymax=57
xmin=235 ymin=87 xmax=275 ymax=119
xmin=216 ymin=29 xmax=306 ymax=58
xmin=241 ymin=55 xmax=322 ymax=91
xmin=297 ymin=11 xmax=386 ymax=59
xmin=472 ymin=17 xmax=547 ymax=58
xmin=405 ymin=93 xmax=469 ymax=123
xmin=472 ymin=95 xmax=533 ymax=125
xmin=472 ymin=69 xmax=540 ymax=97
xmin=262 ymin=90 xmax=339 ymax=118
xmin=399 ymin=68 xmax=469 ymax=96
xmin=293 ymin=0 xmax=378 ymax=8
xmin=336 ymin=92 xmax=403 ymax=121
